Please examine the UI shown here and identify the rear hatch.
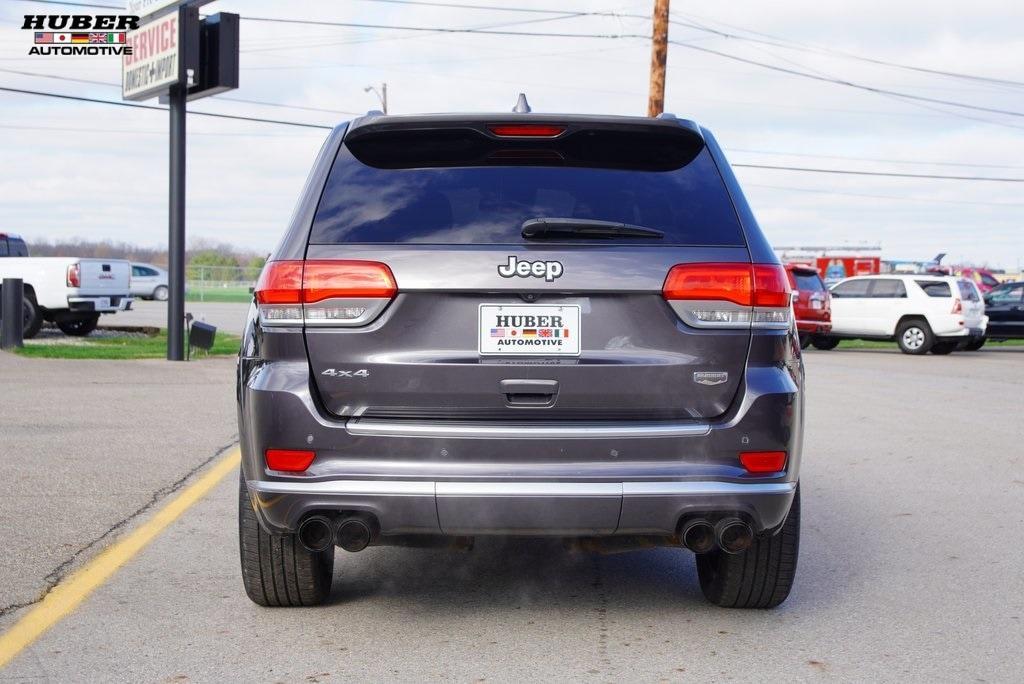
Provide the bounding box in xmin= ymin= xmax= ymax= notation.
xmin=76 ymin=258 xmax=131 ymax=295
xmin=284 ymin=118 xmax=764 ymax=421
xmin=957 ymin=279 xmax=985 ymax=328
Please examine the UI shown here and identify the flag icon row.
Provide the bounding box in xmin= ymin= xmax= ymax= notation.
xmin=35 ymin=32 xmax=127 ymax=44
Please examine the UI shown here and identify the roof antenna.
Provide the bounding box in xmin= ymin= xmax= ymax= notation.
xmin=512 ymin=93 xmax=531 ymax=113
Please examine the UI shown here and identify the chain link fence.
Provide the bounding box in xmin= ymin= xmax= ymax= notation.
xmin=186 ymin=264 xmax=259 ymax=302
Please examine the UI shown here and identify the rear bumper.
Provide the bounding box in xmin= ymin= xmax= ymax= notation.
xmin=795 ymin=318 xmax=831 ymax=335
xmin=239 ymin=358 xmax=803 ymax=538
xmin=246 ymin=477 xmax=797 ymax=537
xmin=67 ymin=295 xmax=133 ymax=313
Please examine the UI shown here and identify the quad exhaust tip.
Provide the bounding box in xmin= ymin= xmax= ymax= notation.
xmin=680 ymin=519 xmax=716 ymax=554
xmin=298 ymin=513 xmax=380 ymax=553
xmin=297 ymin=515 xmax=334 ymax=553
xmin=715 ymin=517 xmax=754 ymax=554
xmin=680 ymin=517 xmax=754 ymax=554
xmin=335 ymin=517 xmax=375 ymax=553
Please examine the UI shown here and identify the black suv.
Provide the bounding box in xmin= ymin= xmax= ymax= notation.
xmin=237 ymin=109 xmax=803 ymax=609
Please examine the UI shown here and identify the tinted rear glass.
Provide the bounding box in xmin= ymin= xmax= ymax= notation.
xmin=792 ymin=272 xmax=824 ymax=292
xmin=916 ymin=280 xmax=952 ymax=297
xmin=957 ymin=280 xmax=980 ymax=301
xmin=870 ymin=279 xmax=907 ymax=298
xmin=309 ymin=145 xmax=745 ymax=246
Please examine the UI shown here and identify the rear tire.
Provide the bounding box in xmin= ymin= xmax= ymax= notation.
xmin=930 ymin=341 xmax=957 ymax=355
xmin=896 ymin=319 xmax=934 ymax=355
xmin=798 ymin=333 xmax=812 ymax=350
xmin=238 ymin=473 xmax=334 ymax=607
xmin=810 ymin=335 xmax=840 ymax=351
xmin=964 ymin=338 xmax=986 ymax=351
xmin=696 ymin=487 xmax=800 ymax=609
xmin=153 ymin=285 xmax=169 ymax=301
xmin=56 ymin=314 xmax=99 ymax=337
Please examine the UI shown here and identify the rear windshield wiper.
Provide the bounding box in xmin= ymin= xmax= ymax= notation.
xmin=521 ymin=218 xmax=664 ymax=240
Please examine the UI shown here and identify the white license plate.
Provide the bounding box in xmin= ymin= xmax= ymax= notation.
xmin=478 ymin=304 xmax=581 ymax=356
xmin=96 ymin=297 xmax=110 ymax=310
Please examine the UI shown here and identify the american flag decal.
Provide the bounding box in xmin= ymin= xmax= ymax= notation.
xmin=490 ymin=328 xmax=505 ymax=338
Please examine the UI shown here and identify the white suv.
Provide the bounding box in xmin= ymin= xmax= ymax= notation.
xmin=815 ymin=275 xmax=987 ymax=354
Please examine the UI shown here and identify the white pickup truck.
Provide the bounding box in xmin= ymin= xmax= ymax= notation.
xmin=0 ymin=233 xmax=133 ymax=338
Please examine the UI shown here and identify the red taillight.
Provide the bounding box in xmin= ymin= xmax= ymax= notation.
xmin=302 ymin=260 xmax=396 ymax=302
xmin=662 ymin=264 xmax=791 ymax=306
xmin=254 ymin=260 xmax=397 ymax=326
xmin=66 ymin=263 xmax=80 ymax=288
xmin=663 ymin=263 xmax=791 ymax=329
xmin=662 ymin=263 xmax=753 ymax=305
xmin=951 ymin=297 xmax=962 ymax=314
xmin=752 ymin=264 xmax=792 ymax=307
xmin=265 ymin=449 xmax=315 ymax=473
xmin=740 ymin=451 xmax=787 ymax=473
xmin=487 ymin=123 xmax=566 ymax=137
xmin=254 ymin=261 xmax=302 ymax=304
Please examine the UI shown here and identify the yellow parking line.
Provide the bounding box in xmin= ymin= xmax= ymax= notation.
xmin=0 ymin=447 xmax=241 ymax=670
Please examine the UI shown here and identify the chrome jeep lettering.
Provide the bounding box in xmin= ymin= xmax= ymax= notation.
xmin=497 ymin=255 xmax=563 ymax=282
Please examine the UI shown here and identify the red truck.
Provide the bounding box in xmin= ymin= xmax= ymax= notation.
xmin=785 ymin=263 xmax=832 ymax=349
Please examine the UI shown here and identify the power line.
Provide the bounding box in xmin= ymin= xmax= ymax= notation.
xmin=0 ymin=69 xmax=361 ymax=115
xmin=670 ymin=13 xmax=1024 ymax=89
xmin=242 ymin=15 xmax=645 ymax=40
xmin=726 ymin=147 xmax=1024 ymax=171
xmin=4 ymin=86 xmax=1024 ymax=182
xmin=732 ymin=163 xmax=1024 ymax=183
xmin=0 ymin=86 xmax=335 ymax=129
xmin=745 ymin=183 xmax=1024 ymax=209
xmin=667 ymin=39 xmax=1024 ymax=120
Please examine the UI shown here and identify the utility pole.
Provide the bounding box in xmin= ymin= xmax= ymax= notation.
xmin=647 ymin=0 xmax=670 ymax=117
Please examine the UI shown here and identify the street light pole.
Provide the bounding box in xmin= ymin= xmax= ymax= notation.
xmin=364 ymin=82 xmax=388 ymax=114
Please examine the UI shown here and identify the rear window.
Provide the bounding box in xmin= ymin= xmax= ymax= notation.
xmin=957 ymin=280 xmax=980 ymax=302
xmin=792 ymin=272 xmax=824 ymax=292
xmin=916 ymin=280 xmax=952 ymax=298
xmin=309 ymin=144 xmax=745 ymax=246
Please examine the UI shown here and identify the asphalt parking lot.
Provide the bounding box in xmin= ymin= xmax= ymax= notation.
xmin=1 ymin=347 xmax=1022 ymax=681
xmin=107 ymin=300 xmax=251 ymax=335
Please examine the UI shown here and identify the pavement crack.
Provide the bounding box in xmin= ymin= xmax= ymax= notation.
xmin=0 ymin=437 xmax=239 ymax=619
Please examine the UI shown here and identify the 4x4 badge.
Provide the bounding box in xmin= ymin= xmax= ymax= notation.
xmin=498 ymin=255 xmax=563 ymax=282
xmin=693 ymin=371 xmax=728 ymax=386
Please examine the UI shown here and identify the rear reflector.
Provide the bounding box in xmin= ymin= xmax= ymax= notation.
xmin=663 ymin=263 xmax=792 ymax=329
xmin=487 ymin=123 xmax=566 ymax=138
xmin=265 ymin=449 xmax=315 ymax=472
xmin=740 ymin=451 xmax=787 ymax=473
xmin=255 ymin=260 xmax=396 ymax=327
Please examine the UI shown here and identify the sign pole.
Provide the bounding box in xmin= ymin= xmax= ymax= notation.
xmin=166 ymin=7 xmax=188 ymax=361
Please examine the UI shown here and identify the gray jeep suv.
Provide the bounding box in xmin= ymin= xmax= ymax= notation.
xmin=237 ymin=111 xmax=803 ymax=609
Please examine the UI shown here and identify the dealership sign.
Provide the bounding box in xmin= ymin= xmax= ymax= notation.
xmin=122 ymin=13 xmax=181 ymax=101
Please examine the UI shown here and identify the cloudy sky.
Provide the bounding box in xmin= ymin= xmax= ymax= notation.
xmin=1 ymin=0 xmax=1023 ymax=268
